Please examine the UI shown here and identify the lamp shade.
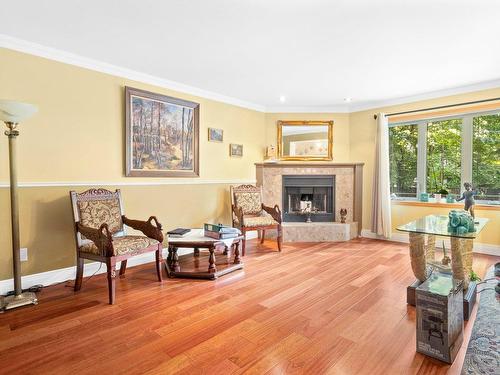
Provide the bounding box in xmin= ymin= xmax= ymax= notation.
xmin=0 ymin=100 xmax=38 ymax=123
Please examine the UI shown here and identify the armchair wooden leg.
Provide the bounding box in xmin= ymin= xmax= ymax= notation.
xmin=74 ymin=256 xmax=84 ymax=292
xmin=155 ymin=247 xmax=163 ymax=282
xmin=119 ymin=260 xmax=127 ymax=277
xmin=277 ymin=225 xmax=282 ymax=252
xmin=106 ymin=259 xmax=116 ymax=305
xmin=260 ymin=229 xmax=266 ymax=244
xmin=242 ymin=232 xmax=246 ymax=256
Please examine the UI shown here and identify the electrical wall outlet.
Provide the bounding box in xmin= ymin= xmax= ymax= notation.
xmin=20 ymin=248 xmax=28 ymax=262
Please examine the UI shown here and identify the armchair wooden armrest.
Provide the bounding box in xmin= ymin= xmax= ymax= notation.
xmin=76 ymin=222 xmax=114 ymax=256
xmin=262 ymin=204 xmax=282 ymax=224
xmin=122 ymin=215 xmax=164 ymax=243
xmin=232 ymin=204 xmax=244 ymax=228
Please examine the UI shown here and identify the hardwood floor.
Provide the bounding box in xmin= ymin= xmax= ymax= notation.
xmin=0 ymin=238 xmax=497 ymax=375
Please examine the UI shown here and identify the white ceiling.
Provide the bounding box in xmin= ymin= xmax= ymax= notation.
xmin=1 ymin=0 xmax=500 ymax=112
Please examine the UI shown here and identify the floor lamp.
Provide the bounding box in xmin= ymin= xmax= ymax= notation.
xmin=0 ymin=100 xmax=38 ymax=312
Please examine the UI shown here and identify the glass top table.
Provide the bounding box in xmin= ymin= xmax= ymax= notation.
xmin=396 ymin=215 xmax=489 ymax=238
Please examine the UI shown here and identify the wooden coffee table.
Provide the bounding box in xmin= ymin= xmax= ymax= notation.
xmin=165 ymin=229 xmax=244 ymax=279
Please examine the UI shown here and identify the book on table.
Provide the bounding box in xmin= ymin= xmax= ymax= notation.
xmin=204 ymin=223 xmax=241 ymax=240
xmin=167 ymin=228 xmax=191 ymax=238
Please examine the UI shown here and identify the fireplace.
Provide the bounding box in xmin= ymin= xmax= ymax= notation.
xmin=282 ymin=175 xmax=335 ymax=222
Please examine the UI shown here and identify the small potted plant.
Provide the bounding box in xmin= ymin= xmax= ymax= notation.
xmin=434 ymin=188 xmax=448 ymax=203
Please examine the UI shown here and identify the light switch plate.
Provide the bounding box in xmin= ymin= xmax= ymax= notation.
xmin=20 ymin=248 xmax=28 ymax=262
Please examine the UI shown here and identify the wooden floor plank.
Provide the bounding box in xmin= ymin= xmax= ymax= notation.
xmin=0 ymin=238 xmax=496 ymax=375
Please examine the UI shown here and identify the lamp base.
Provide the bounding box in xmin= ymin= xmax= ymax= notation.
xmin=0 ymin=292 xmax=38 ymax=312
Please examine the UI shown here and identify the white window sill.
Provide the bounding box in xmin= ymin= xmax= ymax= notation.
xmin=391 ymin=198 xmax=500 ymax=210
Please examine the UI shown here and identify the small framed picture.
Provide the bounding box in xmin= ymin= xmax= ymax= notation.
xmin=208 ymin=127 xmax=223 ymax=142
xmin=229 ymin=143 xmax=243 ymax=157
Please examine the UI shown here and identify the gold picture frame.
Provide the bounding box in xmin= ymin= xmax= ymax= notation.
xmin=277 ymin=120 xmax=333 ymax=161
xmin=229 ymin=143 xmax=243 ymax=157
xmin=208 ymin=127 xmax=223 ymax=142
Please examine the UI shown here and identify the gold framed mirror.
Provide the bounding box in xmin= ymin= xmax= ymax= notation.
xmin=277 ymin=120 xmax=333 ymax=161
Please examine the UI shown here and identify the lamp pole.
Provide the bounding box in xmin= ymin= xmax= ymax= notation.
xmin=0 ymin=100 xmax=38 ymax=312
xmin=6 ymin=122 xmax=22 ymax=296
xmin=0 ymin=122 xmax=38 ymax=311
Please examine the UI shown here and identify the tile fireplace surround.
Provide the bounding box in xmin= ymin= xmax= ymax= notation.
xmin=255 ymin=162 xmax=364 ymax=242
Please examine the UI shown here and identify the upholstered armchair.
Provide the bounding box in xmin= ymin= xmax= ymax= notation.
xmin=230 ymin=184 xmax=282 ymax=255
xmin=70 ymin=189 xmax=164 ymax=304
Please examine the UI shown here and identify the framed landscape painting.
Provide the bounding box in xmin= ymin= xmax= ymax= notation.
xmin=125 ymin=87 xmax=199 ymax=177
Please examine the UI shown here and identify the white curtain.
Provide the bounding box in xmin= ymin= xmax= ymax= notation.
xmin=371 ymin=113 xmax=392 ymax=238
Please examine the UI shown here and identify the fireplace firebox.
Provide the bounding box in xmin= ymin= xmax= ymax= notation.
xmin=282 ymin=175 xmax=335 ymax=222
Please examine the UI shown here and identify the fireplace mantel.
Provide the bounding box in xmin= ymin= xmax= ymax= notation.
xmin=256 ymin=161 xmax=364 ymax=239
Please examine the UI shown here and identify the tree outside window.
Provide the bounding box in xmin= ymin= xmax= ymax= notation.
xmin=389 ymin=124 xmax=418 ymax=198
xmin=426 ymin=119 xmax=462 ymax=195
xmin=473 ymin=114 xmax=500 ymax=202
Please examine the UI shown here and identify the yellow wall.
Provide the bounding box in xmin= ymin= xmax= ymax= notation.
xmin=264 ymin=113 xmax=351 ymax=162
xmin=0 ymin=48 xmax=266 ymax=280
xmin=1 ymin=47 xmax=499 ymax=281
xmin=349 ymin=87 xmax=500 ymax=245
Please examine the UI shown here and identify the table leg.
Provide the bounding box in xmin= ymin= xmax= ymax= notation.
xmin=409 ymin=232 xmax=430 ymax=282
xmin=194 ymin=247 xmax=200 ymax=257
xmin=450 ymin=237 xmax=472 ymax=290
xmin=208 ymin=246 xmax=217 ymax=273
xmin=172 ymin=246 xmax=180 ymax=272
xmin=167 ymin=245 xmax=173 ymax=264
xmin=234 ymin=241 xmax=241 ymax=264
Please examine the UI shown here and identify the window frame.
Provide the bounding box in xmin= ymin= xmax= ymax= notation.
xmin=389 ymin=109 xmax=500 ymax=205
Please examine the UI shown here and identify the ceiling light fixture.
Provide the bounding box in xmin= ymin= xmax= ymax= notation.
xmin=344 ymin=97 xmax=352 ymax=103
xmin=279 ymin=96 xmax=286 ymax=103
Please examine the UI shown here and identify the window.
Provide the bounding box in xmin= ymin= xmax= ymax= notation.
xmin=472 ymin=114 xmax=500 ymax=202
xmin=389 ymin=110 xmax=500 ymax=204
xmin=389 ymin=124 xmax=418 ymax=198
xmin=426 ymin=119 xmax=462 ymax=195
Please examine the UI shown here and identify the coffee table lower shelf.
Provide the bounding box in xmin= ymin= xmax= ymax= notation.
xmin=165 ymin=236 xmax=244 ymax=280
xmin=165 ymin=253 xmax=243 ymax=279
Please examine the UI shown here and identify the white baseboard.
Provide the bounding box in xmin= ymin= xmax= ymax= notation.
xmin=0 ymin=248 xmax=193 ymax=296
xmin=361 ymin=229 xmax=500 ymax=256
xmin=0 ymin=232 xmax=259 ymax=296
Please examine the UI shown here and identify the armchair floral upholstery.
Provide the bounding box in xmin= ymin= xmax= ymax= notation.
xmin=77 ymin=197 xmax=123 ymax=234
xmin=70 ymin=188 xmax=164 ymax=304
xmin=231 ymin=184 xmax=282 ymax=255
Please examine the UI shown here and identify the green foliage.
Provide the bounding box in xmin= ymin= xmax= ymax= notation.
xmin=389 ymin=125 xmax=418 ymax=197
xmin=472 ymin=114 xmax=500 ymax=201
xmin=469 ymin=270 xmax=481 ymax=282
xmin=427 ymin=119 xmax=462 ymax=194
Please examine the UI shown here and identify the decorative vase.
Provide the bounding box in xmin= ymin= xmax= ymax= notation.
xmin=419 ymin=193 xmax=429 ymax=202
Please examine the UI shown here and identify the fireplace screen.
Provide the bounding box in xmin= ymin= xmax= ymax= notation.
xmin=282 ymin=175 xmax=335 ymax=222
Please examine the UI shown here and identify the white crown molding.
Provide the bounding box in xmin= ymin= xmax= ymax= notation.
xmin=348 ymin=79 xmax=500 ymax=113
xmin=265 ymin=105 xmax=351 ymax=114
xmin=1 ymin=34 xmax=499 ymax=115
xmin=361 ymin=229 xmax=499 ymax=256
xmin=0 ymin=34 xmax=266 ymax=112
xmin=0 ymin=179 xmax=256 ymax=188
